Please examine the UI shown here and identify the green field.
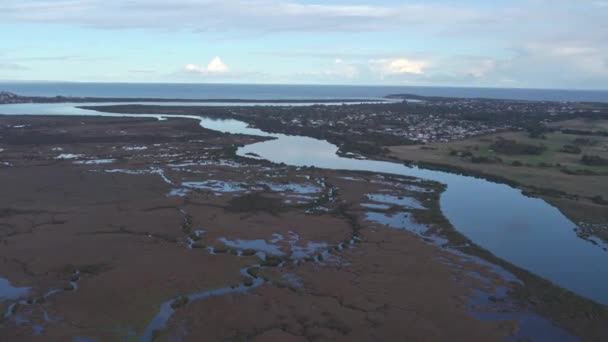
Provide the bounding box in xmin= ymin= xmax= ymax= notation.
xmin=388 ymin=119 xmax=608 ymax=239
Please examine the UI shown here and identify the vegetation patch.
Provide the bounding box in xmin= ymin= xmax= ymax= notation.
xmin=241 ymin=249 xmax=257 ymax=256
xmin=261 ymin=255 xmax=283 ymax=267
xmin=559 ymin=145 xmax=582 ymax=154
xmin=77 ymin=263 xmax=112 ymax=276
xmin=490 ymin=138 xmax=546 ymax=155
xmin=213 ymin=244 xmax=228 ymax=254
xmin=226 ymin=193 xmax=284 ymax=215
xmin=246 ymin=267 xmax=260 ymax=278
xmin=581 ymin=155 xmax=608 ymax=166
xmin=243 ymin=278 xmax=254 ymax=287
xmin=191 ymin=241 xmax=206 ymax=249
xmin=170 ymin=295 xmax=189 ymax=310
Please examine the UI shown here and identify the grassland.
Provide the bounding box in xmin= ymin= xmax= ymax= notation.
xmin=388 ymin=118 xmax=608 ymax=242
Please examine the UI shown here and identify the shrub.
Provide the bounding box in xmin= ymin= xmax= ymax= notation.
xmin=241 ymin=249 xmax=257 ymax=256
xmin=213 ymin=244 xmax=228 ymax=254
xmin=226 ymin=193 xmax=284 ymax=215
xmin=170 ymin=295 xmax=189 ymax=309
xmin=490 ymin=138 xmax=546 ymax=155
xmin=581 ymin=155 xmax=608 ymax=166
xmin=573 ymin=138 xmax=597 ymax=146
xmin=471 ymin=156 xmax=501 ymax=164
xmin=243 ymin=278 xmax=254 ymax=287
xmin=246 ymin=267 xmax=260 ymax=278
xmin=191 ymin=241 xmax=206 ymax=249
xmin=560 ymin=145 xmax=582 ymax=154
xmin=262 ymin=255 xmax=282 ymax=267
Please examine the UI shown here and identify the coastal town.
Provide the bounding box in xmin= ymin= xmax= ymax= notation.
xmin=0 ymin=92 xmax=21 ymax=104
xmin=4 ymin=91 xmax=607 ymax=147
xmin=190 ymin=94 xmax=608 ymax=152
xmin=226 ymin=102 xmax=511 ymax=144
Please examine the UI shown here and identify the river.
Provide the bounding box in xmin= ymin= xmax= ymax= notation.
xmin=1 ymin=102 xmax=607 ymax=305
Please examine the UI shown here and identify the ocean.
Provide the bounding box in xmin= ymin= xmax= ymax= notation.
xmin=1 ymin=82 xmax=607 ymax=103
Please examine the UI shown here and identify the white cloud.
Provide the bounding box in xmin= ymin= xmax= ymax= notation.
xmin=184 ymin=57 xmax=229 ymax=74
xmin=370 ymin=58 xmax=428 ymax=77
xmin=207 ymin=57 xmax=229 ymax=73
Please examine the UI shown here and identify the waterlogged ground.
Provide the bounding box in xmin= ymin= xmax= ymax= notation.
xmin=0 ymin=116 xmax=588 ymax=341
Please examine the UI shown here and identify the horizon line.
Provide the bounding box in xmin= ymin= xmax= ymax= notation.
xmin=1 ymin=80 xmax=607 ymax=93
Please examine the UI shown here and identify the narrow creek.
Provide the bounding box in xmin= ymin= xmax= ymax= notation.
xmin=1 ymin=102 xmax=607 ymax=308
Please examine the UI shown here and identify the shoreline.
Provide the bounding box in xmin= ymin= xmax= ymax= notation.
xmin=0 ymin=92 xmax=388 ymax=105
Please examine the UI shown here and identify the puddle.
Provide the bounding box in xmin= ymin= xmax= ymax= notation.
xmin=182 ymin=181 xmax=244 ymax=193
xmin=258 ymin=182 xmax=321 ymax=194
xmin=168 ymin=188 xmax=190 ymax=197
xmin=141 ymin=268 xmax=264 ymax=342
xmin=74 ymin=159 xmax=116 ymax=165
xmin=123 ymin=146 xmax=148 ymax=151
xmin=288 ymin=234 xmax=328 ymax=259
xmin=2 ymin=270 xmax=81 ymax=335
xmin=338 ymin=176 xmax=364 ymax=182
xmin=370 ymin=179 xmax=432 ymax=193
xmin=55 ymin=154 xmax=84 ymax=160
xmin=361 ymin=203 xmax=391 ymax=210
xmin=217 ymin=232 xmax=329 ymax=262
xmin=169 ymin=160 xmax=243 ymax=168
xmin=281 ymin=273 xmax=304 ymax=289
xmin=0 ymin=277 xmax=29 ymax=301
xmin=104 ymin=168 xmax=172 ymax=185
xmin=366 ymin=194 xmax=425 ymax=209
xmin=468 ymin=288 xmax=578 ymax=342
xmin=366 ymin=212 xmax=429 ymax=235
xmin=218 ymin=238 xmax=284 ymax=256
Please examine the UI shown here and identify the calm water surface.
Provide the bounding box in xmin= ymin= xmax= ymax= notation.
xmin=0 ymin=103 xmax=607 ymax=305
xmin=1 ymin=82 xmax=607 ymax=102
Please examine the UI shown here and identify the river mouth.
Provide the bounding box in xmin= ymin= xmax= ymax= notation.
xmin=1 ymin=102 xmax=607 ymax=306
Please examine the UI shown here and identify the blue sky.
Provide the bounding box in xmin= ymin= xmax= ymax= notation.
xmin=0 ymin=0 xmax=607 ymax=89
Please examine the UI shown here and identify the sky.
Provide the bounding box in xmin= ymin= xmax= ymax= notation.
xmin=0 ymin=0 xmax=607 ymax=89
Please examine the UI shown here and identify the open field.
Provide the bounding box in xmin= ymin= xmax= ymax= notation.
xmin=549 ymin=118 xmax=608 ymax=131
xmin=388 ymin=119 xmax=608 ymax=243
xmin=390 ymin=129 xmax=608 ymax=198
